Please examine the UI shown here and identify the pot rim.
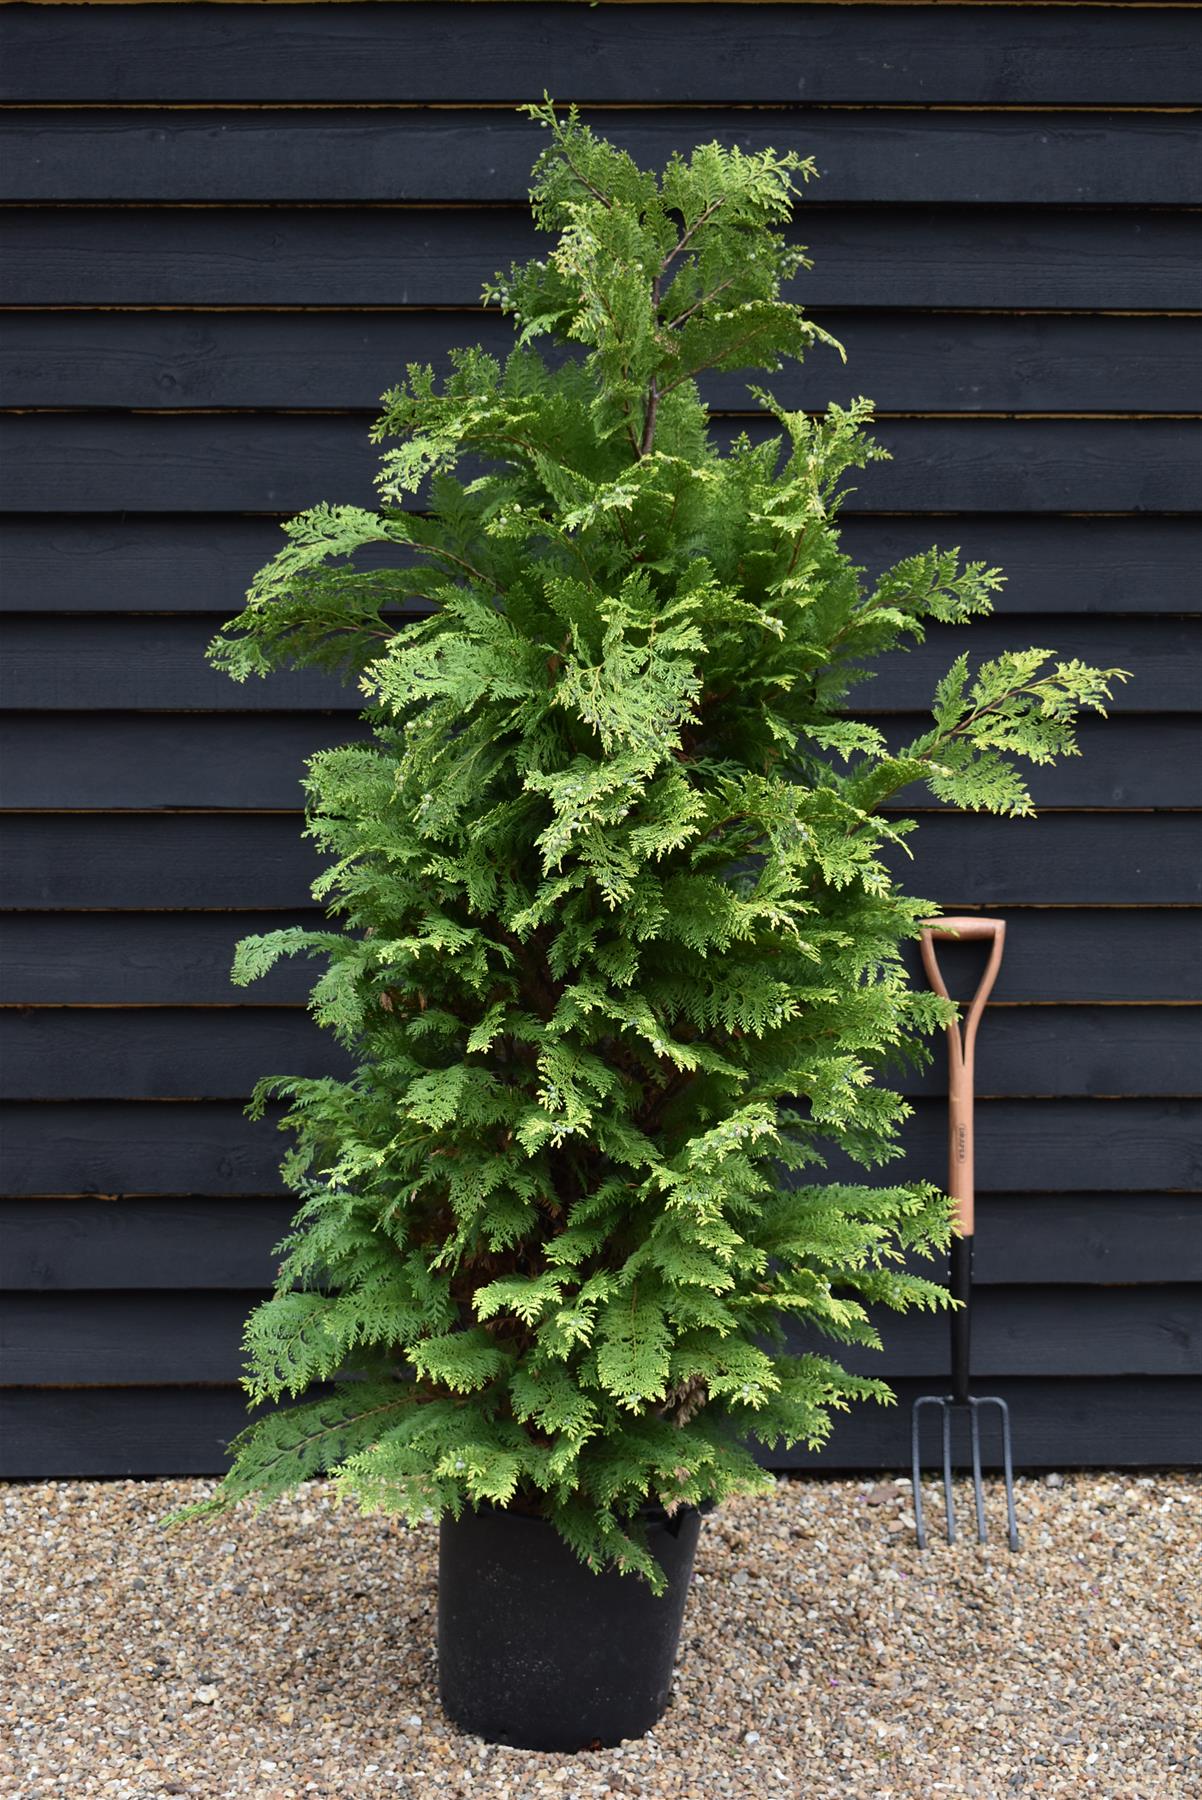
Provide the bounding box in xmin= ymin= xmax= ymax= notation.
xmin=453 ymin=1496 xmax=715 ymax=1534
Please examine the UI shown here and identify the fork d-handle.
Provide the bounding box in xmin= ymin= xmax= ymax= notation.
xmin=919 ymin=917 xmax=1007 ymax=1397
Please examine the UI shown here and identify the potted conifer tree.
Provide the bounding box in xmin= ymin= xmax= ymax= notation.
xmin=181 ymin=105 xmax=1121 ymax=1750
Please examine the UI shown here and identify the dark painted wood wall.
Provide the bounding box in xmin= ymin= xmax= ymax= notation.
xmin=1 ymin=1 xmax=1200 ymax=1477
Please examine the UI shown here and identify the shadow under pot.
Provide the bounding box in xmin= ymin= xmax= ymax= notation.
xmin=437 ymin=1501 xmax=707 ymax=1751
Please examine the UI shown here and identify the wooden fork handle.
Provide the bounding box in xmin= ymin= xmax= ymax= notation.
xmin=923 ymin=916 xmax=1004 ymax=944
xmin=919 ymin=917 xmax=1006 ymax=1236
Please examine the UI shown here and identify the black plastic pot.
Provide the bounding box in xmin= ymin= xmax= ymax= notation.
xmin=437 ymin=1502 xmax=705 ymax=1751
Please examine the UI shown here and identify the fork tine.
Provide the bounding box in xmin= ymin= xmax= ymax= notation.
xmin=970 ymin=1396 xmax=1021 ymax=1552
xmin=941 ymin=1401 xmax=956 ymax=1545
xmin=968 ymin=1398 xmax=988 ymax=1543
xmin=990 ymin=1396 xmax=1020 ymax=1551
xmin=911 ymin=1397 xmax=929 ymax=1550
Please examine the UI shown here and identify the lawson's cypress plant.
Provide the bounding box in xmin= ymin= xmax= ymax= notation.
xmin=185 ymin=106 xmax=1122 ymax=1586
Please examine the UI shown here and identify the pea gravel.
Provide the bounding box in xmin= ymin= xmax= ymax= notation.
xmin=2 ymin=1472 xmax=1197 ymax=1800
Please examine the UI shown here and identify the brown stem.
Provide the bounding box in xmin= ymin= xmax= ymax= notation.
xmin=784 ymin=524 xmax=810 ymax=580
xmin=657 ymin=324 xmax=772 ymax=404
xmin=638 ymin=383 xmax=660 ymax=459
xmin=560 ymin=148 xmax=614 ymax=210
xmin=910 ymin=681 xmax=1054 ymax=768
xmin=428 ymin=546 xmax=502 ymax=593
xmin=665 ymin=276 xmax=736 ymax=333
xmin=659 ymin=196 xmax=726 ymax=279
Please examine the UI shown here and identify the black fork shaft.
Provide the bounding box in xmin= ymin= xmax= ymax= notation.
xmin=950 ymin=1235 xmax=972 ymax=1403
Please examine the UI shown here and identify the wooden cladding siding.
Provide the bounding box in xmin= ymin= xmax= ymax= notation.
xmin=0 ymin=0 xmax=1199 ymax=1479
xmin=2 ymin=4 xmax=1196 ymax=106
xmin=6 ymin=206 xmax=1200 ymax=310
xmin=5 ymin=1380 xmax=1196 ymax=1482
xmin=6 ymin=310 xmax=1202 ymax=415
xmin=5 ymin=417 xmax=1202 ymax=513
xmin=4 ymin=110 xmax=1198 ymax=205
xmin=6 ymin=515 xmax=1202 ymax=615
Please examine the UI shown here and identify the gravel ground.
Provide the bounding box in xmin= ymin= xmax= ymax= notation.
xmin=1 ymin=1472 xmax=1197 ymax=1800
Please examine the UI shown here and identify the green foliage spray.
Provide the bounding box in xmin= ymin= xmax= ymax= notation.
xmin=185 ymin=106 xmax=1122 ymax=1586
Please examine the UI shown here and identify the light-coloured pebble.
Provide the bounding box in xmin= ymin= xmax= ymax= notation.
xmin=1 ymin=1473 xmax=1197 ymax=1798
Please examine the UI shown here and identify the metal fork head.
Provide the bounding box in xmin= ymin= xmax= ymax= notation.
xmin=910 ymin=1393 xmax=1019 ymax=1551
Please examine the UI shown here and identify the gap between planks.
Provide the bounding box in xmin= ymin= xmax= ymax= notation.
xmin=3 ymin=901 xmax=1195 ymax=913
xmin=6 ymin=408 xmax=1201 ymax=421
xmin=6 ymin=803 xmax=1198 ymax=814
xmin=7 ymin=1092 xmax=1196 ymax=1103
xmin=3 ymin=999 xmax=1199 ymax=1010
xmin=5 ymin=199 xmax=1199 ymax=212
xmin=1 ymin=101 xmax=1198 ymax=114
xmin=8 ymin=2 xmax=1196 ymax=11
xmin=1 ymin=509 xmax=1192 ymax=523
xmin=2 ymin=306 xmax=1199 ymax=319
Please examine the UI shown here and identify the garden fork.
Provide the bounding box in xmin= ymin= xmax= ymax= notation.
xmin=910 ymin=917 xmax=1019 ymax=1552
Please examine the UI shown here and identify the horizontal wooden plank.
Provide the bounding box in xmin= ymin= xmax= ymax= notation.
xmin=5 ymin=4 xmax=1198 ymax=106
xmin=6 ymin=309 xmax=1200 ymax=415
xmin=884 ymin=718 xmax=1202 ymax=811
xmin=878 ymin=815 xmax=1202 ymax=908
xmin=0 ymin=1292 xmax=260 ymax=1384
xmin=0 ymin=615 xmax=358 ymax=709
xmin=4 ymin=813 xmax=1197 ymax=910
xmin=0 ymin=715 xmax=368 ymax=810
xmin=5 ymin=514 xmax=1197 ymax=617
xmin=861 ymin=618 xmax=1196 ymax=711
xmin=775 ymin=1377 xmax=1202 ymax=1471
xmin=6 ymin=1194 xmax=1195 ymax=1292
xmin=827 ymin=518 xmax=1202 ymax=620
xmin=0 ymin=1386 xmax=266 ymax=1478
xmin=2 ymin=1098 xmax=1197 ymax=1196
xmin=0 ymin=1008 xmax=347 ymax=1102
xmin=3 ymin=614 xmax=1189 ymax=713
xmin=0 ymin=1100 xmax=294 ymax=1196
xmin=0 ymin=1197 xmax=295 ymax=1291
xmin=0 ymin=913 xmax=320 ymax=1005
xmin=3 ymin=713 xmax=1195 ymax=811
xmin=5 ymin=909 xmax=1198 ymax=1008
xmin=4 ymin=1377 xmax=1198 ymax=1477
xmin=973 ymin=1196 xmax=1202 ymax=1287
xmin=5 ymin=110 xmax=1197 ymax=206
xmin=3 ymin=1285 xmax=1197 ymax=1385
xmin=3 ymin=1005 xmax=1196 ymax=1102
xmin=5 ymin=207 xmax=1197 ymax=311
xmin=6 ymin=415 xmax=1197 ymax=515
xmin=900 ymin=913 xmax=1202 ymax=1009
xmin=807 ymin=1289 xmax=1202 ymax=1380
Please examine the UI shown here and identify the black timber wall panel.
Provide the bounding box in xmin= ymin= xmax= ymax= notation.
xmin=0 ymin=1 xmax=1200 ymax=1478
